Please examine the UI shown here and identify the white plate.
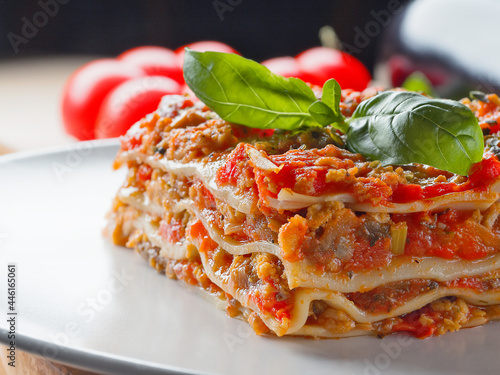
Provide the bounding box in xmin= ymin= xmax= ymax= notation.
xmin=0 ymin=140 xmax=499 ymax=375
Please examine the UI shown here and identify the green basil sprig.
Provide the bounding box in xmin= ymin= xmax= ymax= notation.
xmin=401 ymin=71 xmax=434 ymax=97
xmin=183 ymin=48 xmax=345 ymax=132
xmin=309 ymin=78 xmax=347 ymax=132
xmin=346 ymin=91 xmax=483 ymax=175
xmin=183 ymin=49 xmax=484 ymax=176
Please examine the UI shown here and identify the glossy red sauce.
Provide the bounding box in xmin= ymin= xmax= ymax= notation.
xmin=252 ymin=266 xmax=292 ymax=322
xmin=159 ymin=218 xmax=184 ymax=244
xmin=392 ymin=156 xmax=500 ymax=203
xmin=231 ymin=125 xmax=274 ymax=139
xmin=216 ymin=143 xmax=248 ymax=186
xmin=467 ymin=156 xmax=500 ymax=188
xmin=137 ymin=164 xmax=152 ymax=181
xmin=345 ymin=237 xmax=392 ymax=272
xmin=392 ymin=210 xmax=499 ymax=260
xmin=219 ymin=143 xmax=500 ymax=209
xmin=189 ymin=220 xmax=218 ymax=255
xmin=252 ymin=291 xmax=291 ymax=323
xmin=255 ymin=146 xmax=394 ymax=205
xmin=445 ymin=273 xmax=500 ymax=292
xmin=392 ymin=305 xmax=439 ymax=338
xmin=171 ymin=260 xmax=203 ymax=286
xmin=347 ymin=279 xmax=435 ymax=314
xmin=121 ymin=130 xmax=144 ymax=151
xmin=446 ymin=277 xmax=485 ymax=291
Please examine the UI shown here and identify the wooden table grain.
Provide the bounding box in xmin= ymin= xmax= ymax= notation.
xmin=0 ymin=345 xmax=101 ymax=375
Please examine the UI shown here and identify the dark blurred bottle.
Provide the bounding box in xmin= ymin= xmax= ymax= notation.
xmin=375 ymin=0 xmax=500 ymax=98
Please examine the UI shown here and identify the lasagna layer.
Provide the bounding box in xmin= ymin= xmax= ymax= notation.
xmin=109 ymin=201 xmax=500 ymax=338
xmin=107 ymin=92 xmax=500 ymax=338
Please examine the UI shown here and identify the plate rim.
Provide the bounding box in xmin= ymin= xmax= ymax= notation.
xmin=0 ymin=329 xmax=209 ymax=375
xmin=0 ymin=138 xmax=119 ymax=165
xmin=0 ymin=141 xmax=213 ymax=375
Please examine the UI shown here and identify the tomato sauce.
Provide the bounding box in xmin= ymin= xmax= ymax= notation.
xmin=171 ymin=260 xmax=203 ymax=286
xmin=391 ymin=156 xmax=500 ymax=203
xmin=391 ymin=183 xmax=424 ymax=202
xmin=189 ymin=220 xmax=218 ymax=255
xmin=392 ymin=306 xmax=439 ymax=338
xmin=252 ymin=291 xmax=291 ymax=323
xmin=467 ymin=156 xmax=500 ymax=189
xmin=446 ymin=277 xmax=485 ymax=291
xmin=220 ymin=142 xmax=500 ymax=210
xmin=253 ymin=146 xmax=395 ymax=206
xmin=445 ymin=273 xmax=500 ymax=292
xmin=121 ymin=130 xmax=144 ymax=151
xmin=344 ymin=237 xmax=392 ymax=272
xmin=392 ymin=210 xmax=497 ymax=260
xmin=251 ymin=266 xmax=292 ymax=322
xmin=347 ymin=279 xmax=437 ymax=314
xmin=159 ymin=218 xmax=184 ymax=244
xmin=216 ymin=143 xmax=248 ymax=186
xmin=477 ymin=100 xmax=498 ymax=118
xmin=137 ymin=164 xmax=152 ymax=182
xmin=231 ymin=125 xmax=274 ymax=139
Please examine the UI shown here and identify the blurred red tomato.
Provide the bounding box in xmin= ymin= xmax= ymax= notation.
xmin=118 ymin=46 xmax=184 ymax=85
xmin=95 ymin=76 xmax=181 ymax=139
xmin=296 ymin=47 xmax=371 ymax=90
xmin=261 ymin=56 xmax=308 ymax=81
xmin=61 ymin=59 xmax=145 ymax=140
xmin=175 ymin=41 xmax=239 ymax=68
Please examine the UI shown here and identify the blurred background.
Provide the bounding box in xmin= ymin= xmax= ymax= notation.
xmin=0 ymin=0 xmax=403 ymax=64
xmin=0 ymin=0 xmax=499 ymax=152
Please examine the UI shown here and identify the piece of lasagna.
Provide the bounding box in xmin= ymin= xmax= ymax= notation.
xmin=107 ymin=89 xmax=500 ymax=339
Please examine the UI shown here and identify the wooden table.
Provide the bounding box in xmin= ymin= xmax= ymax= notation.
xmin=0 ymin=56 xmax=104 ymax=375
xmin=0 ymin=345 xmax=101 ymax=375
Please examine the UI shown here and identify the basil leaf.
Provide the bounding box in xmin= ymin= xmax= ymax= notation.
xmin=321 ymin=78 xmax=347 ymax=132
xmin=322 ymin=79 xmax=342 ymax=119
xmin=401 ymin=71 xmax=435 ymax=97
xmin=308 ymin=101 xmax=336 ymax=126
xmin=346 ymin=91 xmax=484 ymax=175
xmin=308 ymin=79 xmax=347 ymax=130
xmin=183 ymin=49 xmax=320 ymax=130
